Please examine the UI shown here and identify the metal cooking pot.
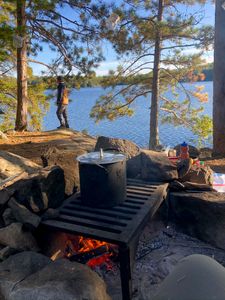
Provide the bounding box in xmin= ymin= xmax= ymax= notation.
xmin=76 ymin=150 xmax=126 ymax=208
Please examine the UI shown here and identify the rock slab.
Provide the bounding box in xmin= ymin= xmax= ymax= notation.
xmin=170 ymin=191 xmax=225 ymax=249
xmin=128 ymin=150 xmax=178 ymax=182
xmin=0 ymin=150 xmax=41 ymax=179
xmin=8 ymin=197 xmax=41 ymax=229
xmin=95 ymin=136 xmax=140 ymax=159
xmin=0 ymin=251 xmax=111 ymax=300
xmin=41 ymin=147 xmax=88 ymax=195
xmin=0 ymin=223 xmax=39 ymax=251
xmin=7 ymin=166 xmax=65 ymax=212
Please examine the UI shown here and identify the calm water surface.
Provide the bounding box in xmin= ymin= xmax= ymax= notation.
xmin=43 ymin=81 xmax=213 ymax=148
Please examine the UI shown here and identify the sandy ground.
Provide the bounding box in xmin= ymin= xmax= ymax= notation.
xmin=96 ymin=213 xmax=225 ymax=300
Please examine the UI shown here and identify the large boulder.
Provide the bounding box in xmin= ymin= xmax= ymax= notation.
xmin=95 ymin=136 xmax=140 ymax=159
xmin=128 ymin=150 xmax=178 ymax=182
xmin=0 ymin=223 xmax=39 ymax=251
xmin=2 ymin=208 xmax=16 ymax=226
xmin=169 ymin=191 xmax=225 ymax=249
xmin=0 ymin=251 xmax=51 ymax=297
xmin=8 ymin=197 xmax=41 ymax=229
xmin=41 ymin=147 xmax=88 ymax=195
xmin=169 ymin=180 xmax=215 ymax=192
xmin=0 ymin=252 xmax=111 ymax=300
xmin=180 ymin=165 xmax=214 ymax=186
xmin=6 ymin=166 xmax=65 ymax=213
xmin=127 ymin=152 xmax=142 ymax=179
xmin=0 ymin=150 xmax=41 ymax=180
xmin=0 ymin=246 xmax=18 ymax=261
xmin=0 ymin=189 xmax=14 ymax=213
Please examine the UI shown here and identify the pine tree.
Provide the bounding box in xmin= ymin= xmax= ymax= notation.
xmin=0 ymin=1 xmax=50 ymax=131
xmin=1 ymin=0 xmax=109 ymax=131
xmin=0 ymin=1 xmax=14 ymax=71
xmin=0 ymin=67 xmax=50 ymax=132
xmin=90 ymin=0 xmax=214 ymax=149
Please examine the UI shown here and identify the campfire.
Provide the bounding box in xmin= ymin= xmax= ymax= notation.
xmin=41 ymin=178 xmax=168 ymax=300
xmin=51 ymin=233 xmax=118 ymax=271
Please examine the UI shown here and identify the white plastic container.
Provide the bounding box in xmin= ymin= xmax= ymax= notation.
xmin=213 ymin=173 xmax=225 ymax=192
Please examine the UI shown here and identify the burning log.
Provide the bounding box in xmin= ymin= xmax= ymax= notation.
xmin=68 ymin=245 xmax=110 ymax=264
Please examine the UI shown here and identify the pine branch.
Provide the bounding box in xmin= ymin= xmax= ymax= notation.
xmin=119 ymin=53 xmax=154 ymax=75
xmin=30 ymin=18 xmax=86 ymax=35
xmin=27 ymin=59 xmax=57 ymax=75
xmin=30 ymin=20 xmax=79 ymax=71
xmin=161 ymin=43 xmax=200 ymax=50
xmin=112 ymin=89 xmax=151 ymax=110
xmin=0 ymin=66 xmax=15 ymax=76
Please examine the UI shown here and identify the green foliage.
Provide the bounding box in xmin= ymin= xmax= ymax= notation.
xmin=190 ymin=115 xmax=212 ymax=147
xmin=23 ymin=0 xmax=109 ymax=75
xmin=42 ymin=63 xmax=213 ymax=88
xmin=0 ymin=77 xmax=16 ymax=131
xmin=0 ymin=0 xmax=110 ymax=131
xmin=0 ymin=0 xmax=14 ymax=63
xmin=27 ymin=79 xmax=50 ymax=131
xmin=91 ymin=0 xmax=214 ymax=147
xmin=0 ymin=74 xmax=50 ymax=131
xmin=160 ymin=84 xmax=212 ymax=146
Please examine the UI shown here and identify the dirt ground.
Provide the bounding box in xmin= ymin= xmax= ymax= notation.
xmin=0 ymin=130 xmax=96 ymax=166
xmin=96 ymin=213 xmax=225 ymax=300
xmin=0 ymin=130 xmax=225 ymax=173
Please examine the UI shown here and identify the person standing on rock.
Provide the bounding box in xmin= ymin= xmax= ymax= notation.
xmin=56 ymin=76 xmax=70 ymax=129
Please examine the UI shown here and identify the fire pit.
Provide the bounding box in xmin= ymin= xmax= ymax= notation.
xmin=41 ymin=178 xmax=168 ymax=300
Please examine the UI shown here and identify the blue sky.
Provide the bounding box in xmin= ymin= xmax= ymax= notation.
xmin=30 ymin=1 xmax=215 ymax=76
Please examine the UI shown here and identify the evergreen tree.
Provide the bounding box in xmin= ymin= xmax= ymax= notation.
xmin=1 ymin=0 xmax=109 ymax=131
xmin=0 ymin=1 xmax=50 ymax=131
xmin=91 ymin=0 xmax=214 ymax=149
xmin=0 ymin=1 xmax=14 ymax=73
xmin=0 ymin=68 xmax=50 ymax=132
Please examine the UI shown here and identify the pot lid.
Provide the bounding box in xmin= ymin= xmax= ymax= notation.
xmin=76 ymin=151 xmax=126 ymax=164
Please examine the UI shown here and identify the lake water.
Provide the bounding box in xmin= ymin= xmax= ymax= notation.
xmin=43 ymin=81 xmax=213 ymax=148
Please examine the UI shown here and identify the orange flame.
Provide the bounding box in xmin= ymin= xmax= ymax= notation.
xmin=51 ymin=233 xmax=117 ymax=270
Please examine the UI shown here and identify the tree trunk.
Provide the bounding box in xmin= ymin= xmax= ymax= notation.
xmin=15 ymin=0 xmax=28 ymax=131
xmin=149 ymin=0 xmax=164 ymax=150
xmin=213 ymin=0 xmax=225 ymax=154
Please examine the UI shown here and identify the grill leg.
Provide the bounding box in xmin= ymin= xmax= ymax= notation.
xmin=119 ymin=245 xmax=132 ymax=300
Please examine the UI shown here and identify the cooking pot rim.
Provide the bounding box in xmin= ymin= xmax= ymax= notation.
xmin=76 ymin=151 xmax=126 ymax=165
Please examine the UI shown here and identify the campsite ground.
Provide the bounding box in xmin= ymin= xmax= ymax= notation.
xmin=1 ymin=130 xmax=225 ymax=299
xmin=0 ymin=130 xmax=96 ymax=166
xmin=0 ymin=130 xmax=224 ymax=173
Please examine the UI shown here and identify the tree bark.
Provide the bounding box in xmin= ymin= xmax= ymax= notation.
xmin=213 ymin=0 xmax=225 ymax=154
xmin=15 ymin=0 xmax=28 ymax=131
xmin=149 ymin=0 xmax=164 ymax=150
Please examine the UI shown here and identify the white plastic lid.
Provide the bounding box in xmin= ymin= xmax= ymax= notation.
xmin=76 ymin=151 xmax=126 ymax=164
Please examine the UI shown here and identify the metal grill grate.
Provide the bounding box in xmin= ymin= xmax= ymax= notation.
xmin=41 ymin=179 xmax=168 ymax=300
xmin=42 ymin=179 xmax=168 ymax=245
